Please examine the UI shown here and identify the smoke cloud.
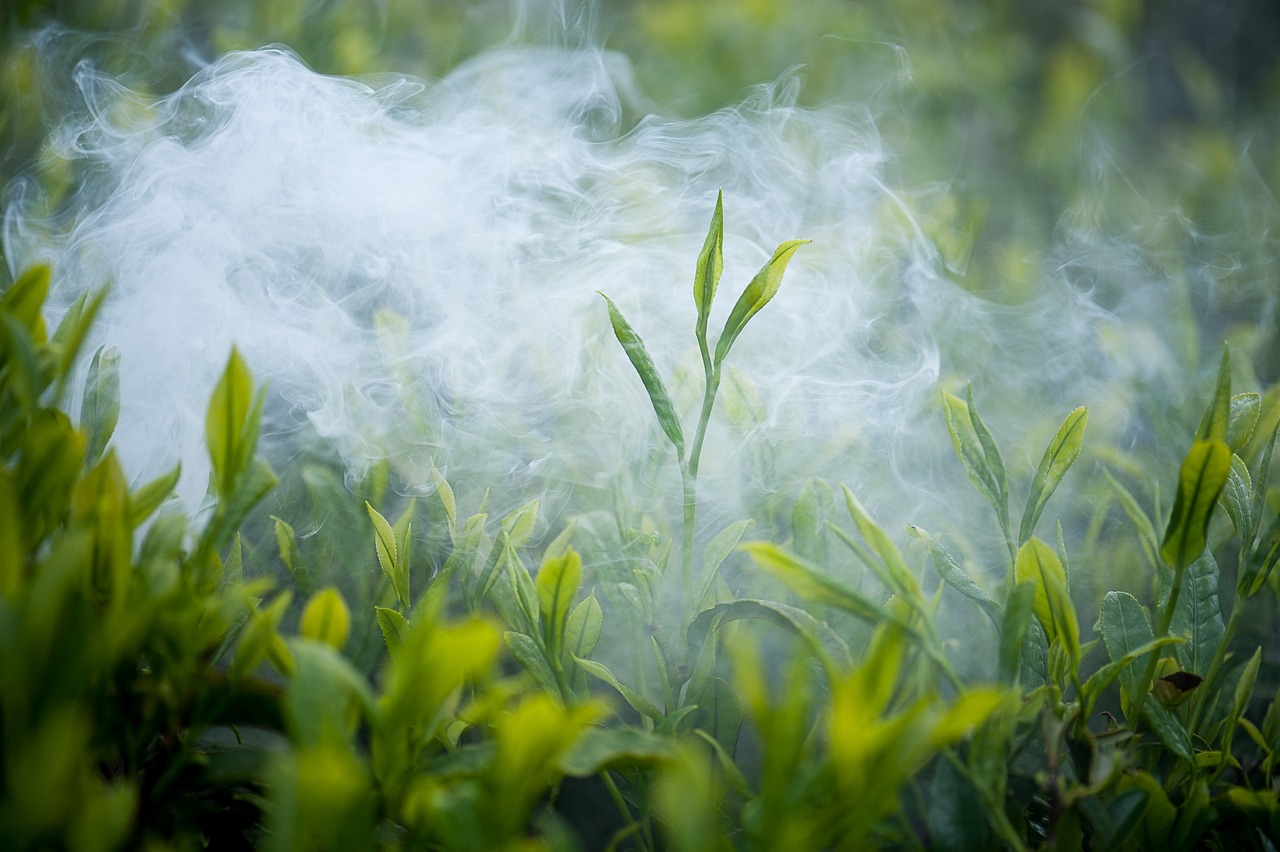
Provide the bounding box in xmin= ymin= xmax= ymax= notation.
xmin=2 ymin=25 xmax=1176 ymax=569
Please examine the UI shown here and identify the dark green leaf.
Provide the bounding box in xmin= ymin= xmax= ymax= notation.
xmin=1169 ymin=551 xmax=1224 ymax=676
xmin=1161 ymin=439 xmax=1232 ymax=571
xmin=1143 ymin=696 xmax=1194 ymax=763
xmin=506 ymin=631 xmax=559 ymax=695
xmin=1098 ymin=591 xmax=1156 ymax=711
xmin=574 ymin=655 xmax=664 ymax=722
xmin=558 ymin=727 xmax=677 ymax=777
xmin=999 ymin=581 xmax=1036 ymax=685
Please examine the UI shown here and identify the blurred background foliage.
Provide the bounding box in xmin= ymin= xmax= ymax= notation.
xmin=2 ymin=0 xmax=1278 ymax=379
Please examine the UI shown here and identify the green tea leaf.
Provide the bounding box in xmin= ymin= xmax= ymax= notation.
xmin=693 ymin=190 xmax=724 ymax=339
xmin=1098 ymin=591 xmax=1156 ymax=711
xmin=506 ymin=631 xmax=559 ymax=695
xmin=713 ymin=239 xmax=808 ymax=365
xmin=558 ymin=727 xmax=677 ymax=777
xmin=1218 ymin=454 xmax=1254 ymax=545
xmin=501 ymin=499 xmax=539 ymax=549
xmin=1227 ymin=392 xmax=1261 ymax=450
xmin=907 ymin=524 xmax=1001 ymax=628
xmin=564 ymin=595 xmax=603 ymax=659
xmin=742 ymin=541 xmax=915 ymax=635
xmin=375 ymin=606 xmax=409 ymax=657
xmin=430 ymin=462 xmax=456 ymax=533
xmin=1 ymin=263 xmax=50 ymax=342
xmin=206 ymin=348 xmax=254 ymax=499
xmin=686 ymin=598 xmax=853 ymax=677
xmin=1169 ymin=551 xmax=1224 ymax=676
xmin=1019 ymin=406 xmax=1088 ymax=544
xmin=299 ymin=586 xmax=352 ymax=650
xmin=691 ymin=676 xmax=745 ymax=757
xmin=129 ymin=464 xmax=180 ymax=528
xmin=1104 ymin=468 xmax=1163 ymax=571
xmin=366 ymin=501 xmax=408 ymax=607
xmin=1143 ymin=696 xmax=1194 ymax=763
xmin=600 ymin=292 xmax=685 ymax=459
xmin=843 ymin=486 xmax=923 ymax=605
xmin=537 ymin=547 xmax=582 ymax=655
xmin=1082 ymin=634 xmax=1182 ymax=708
xmin=698 ymin=519 xmax=753 ymax=608
xmin=1196 ymin=349 xmax=1232 ymax=443
xmin=574 ymin=655 xmax=664 ymax=722
xmin=1161 ymin=439 xmax=1232 ymax=571
xmin=79 ymin=345 xmax=120 ymax=465
xmin=943 ymin=390 xmax=1005 ymax=524
xmin=999 ymin=581 xmax=1036 ymax=685
xmin=1014 ymin=538 xmax=1078 ymax=664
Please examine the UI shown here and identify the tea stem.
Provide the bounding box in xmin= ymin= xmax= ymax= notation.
xmin=1134 ymin=562 xmax=1186 ymax=732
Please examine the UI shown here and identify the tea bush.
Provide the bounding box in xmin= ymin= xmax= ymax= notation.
xmin=3 ymin=194 xmax=1279 ymax=848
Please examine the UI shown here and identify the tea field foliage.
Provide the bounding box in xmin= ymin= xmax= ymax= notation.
xmin=4 ymin=1 xmax=1280 ymax=850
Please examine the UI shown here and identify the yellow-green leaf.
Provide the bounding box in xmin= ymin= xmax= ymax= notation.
xmin=300 ymin=586 xmax=352 ymax=650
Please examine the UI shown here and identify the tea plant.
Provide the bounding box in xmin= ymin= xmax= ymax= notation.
xmin=3 ymin=229 xmax=1279 ymax=850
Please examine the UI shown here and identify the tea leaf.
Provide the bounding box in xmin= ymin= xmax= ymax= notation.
xmin=129 ymin=464 xmax=180 ymax=528
xmin=206 ymin=348 xmax=258 ymax=499
xmin=506 ymin=631 xmax=559 ymax=695
xmin=366 ymin=501 xmax=408 ymax=607
xmin=742 ymin=541 xmax=916 ymax=635
xmin=943 ymin=390 xmax=1008 ymax=535
xmin=1098 ymin=591 xmax=1156 ymax=711
xmin=574 ymin=655 xmax=664 ymax=723
xmin=501 ymin=499 xmax=539 ymax=549
xmin=686 ymin=598 xmax=853 ymax=677
xmin=299 ymin=587 xmax=352 ymax=651
xmin=429 ymin=463 xmax=456 ymax=533
xmin=1169 ymin=551 xmax=1224 ymax=676
xmin=1196 ymin=349 xmax=1232 ymax=444
xmin=843 ymin=486 xmax=923 ymax=605
xmin=1143 ymin=696 xmax=1194 ymax=763
xmin=999 ymin=581 xmax=1036 ymax=685
xmin=1218 ymin=454 xmax=1254 ymax=545
xmin=907 ymin=524 xmax=1001 ymax=628
xmin=600 ymin=292 xmax=685 ymax=459
xmin=1 ymin=263 xmax=50 ymax=342
xmin=564 ymin=595 xmax=603 ymax=659
xmin=1161 ymin=439 xmax=1232 ymax=571
xmin=375 ymin=606 xmax=409 ymax=657
xmin=537 ymin=547 xmax=582 ymax=655
xmin=1082 ymin=635 xmax=1182 ymax=707
xmin=1013 ymin=538 xmax=1078 ymax=666
xmin=692 ymin=190 xmax=724 ymax=340
xmin=1103 ymin=469 xmax=1162 ymax=571
xmin=79 ymin=346 xmax=120 ymax=465
xmin=713 ymin=239 xmax=808 ymax=365
xmin=1227 ymin=392 xmax=1261 ymax=450
xmin=698 ymin=519 xmax=753 ymax=608
xmin=558 ymin=727 xmax=677 ymax=777
xmin=1019 ymin=406 xmax=1088 ymax=545
xmin=691 ymin=676 xmax=745 ymax=758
